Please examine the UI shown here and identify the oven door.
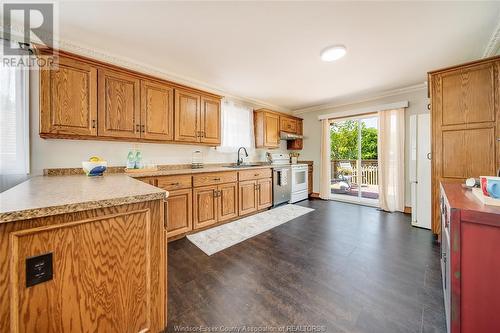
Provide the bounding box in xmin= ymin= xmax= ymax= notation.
xmin=292 ymin=166 xmax=308 ymax=192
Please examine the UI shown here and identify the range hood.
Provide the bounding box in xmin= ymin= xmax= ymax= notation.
xmin=280 ymin=131 xmax=304 ymax=140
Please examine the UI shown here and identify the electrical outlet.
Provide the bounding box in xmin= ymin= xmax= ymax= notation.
xmin=26 ymin=253 xmax=53 ymax=287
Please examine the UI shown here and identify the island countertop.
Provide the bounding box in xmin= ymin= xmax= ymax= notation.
xmin=0 ymin=174 xmax=167 ymax=223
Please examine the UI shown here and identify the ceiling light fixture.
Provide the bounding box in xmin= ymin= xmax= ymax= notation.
xmin=320 ymin=45 xmax=347 ymax=62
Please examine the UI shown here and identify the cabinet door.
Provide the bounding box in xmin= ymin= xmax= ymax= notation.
xmin=441 ymin=63 xmax=495 ymax=126
xmin=40 ymin=56 xmax=97 ymax=136
xmin=98 ymin=69 xmax=141 ymax=138
xmin=257 ymin=178 xmax=273 ymax=210
xmin=10 ymin=203 xmax=165 ymax=332
xmin=287 ymin=119 xmax=303 ymax=150
xmin=166 ymin=189 xmax=192 ymax=238
xmin=174 ymin=89 xmax=200 ymax=143
xmin=217 ymin=182 xmax=238 ymax=222
xmin=280 ymin=117 xmax=297 ymax=133
xmin=200 ymin=96 xmax=221 ymax=145
xmin=193 ymin=185 xmax=218 ymax=229
xmin=264 ymin=113 xmax=280 ymax=147
xmin=431 ymin=62 xmax=498 ymax=235
xmin=141 ymin=80 xmax=174 ymax=141
xmin=239 ymin=180 xmax=258 ymax=216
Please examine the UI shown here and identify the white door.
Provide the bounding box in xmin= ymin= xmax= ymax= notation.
xmin=413 ymin=113 xmax=431 ymax=229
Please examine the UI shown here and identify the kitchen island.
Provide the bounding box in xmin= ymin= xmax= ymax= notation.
xmin=0 ymin=174 xmax=167 ymax=332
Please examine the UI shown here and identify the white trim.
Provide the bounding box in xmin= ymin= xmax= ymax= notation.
xmin=22 ymin=69 xmax=30 ymax=174
xmin=294 ymin=83 xmax=425 ymax=115
xmin=483 ymin=15 xmax=500 ymax=58
xmin=329 ymin=196 xmax=380 ymax=208
xmin=318 ymin=101 xmax=408 ymax=120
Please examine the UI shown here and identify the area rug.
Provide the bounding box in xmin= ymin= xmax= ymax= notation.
xmin=186 ymin=204 xmax=314 ymax=255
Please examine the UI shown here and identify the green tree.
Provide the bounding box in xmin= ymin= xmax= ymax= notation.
xmin=330 ymin=120 xmax=378 ymax=160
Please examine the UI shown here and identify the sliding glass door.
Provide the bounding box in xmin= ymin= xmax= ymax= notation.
xmin=330 ymin=114 xmax=379 ymax=206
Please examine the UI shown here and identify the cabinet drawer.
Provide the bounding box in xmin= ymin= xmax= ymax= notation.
xmin=238 ymin=168 xmax=272 ymax=181
xmin=137 ymin=177 xmax=157 ymax=186
xmin=193 ymin=171 xmax=237 ymax=187
xmin=157 ymin=175 xmax=192 ymax=190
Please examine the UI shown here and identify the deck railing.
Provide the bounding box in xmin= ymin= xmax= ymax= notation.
xmin=331 ymin=159 xmax=379 ymax=185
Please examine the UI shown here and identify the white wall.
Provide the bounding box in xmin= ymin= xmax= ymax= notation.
xmin=28 ymin=70 xmax=288 ymax=178
xmin=297 ymin=88 xmax=429 ymax=207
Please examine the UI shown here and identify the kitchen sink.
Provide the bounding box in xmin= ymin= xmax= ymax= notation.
xmin=224 ymin=164 xmax=263 ymax=168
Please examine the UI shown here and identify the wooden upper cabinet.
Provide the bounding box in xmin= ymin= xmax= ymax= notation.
xmin=280 ymin=116 xmax=297 ymax=133
xmin=288 ymin=119 xmax=303 ymax=150
xmin=98 ymin=69 xmax=141 ymax=139
xmin=254 ymin=109 xmax=280 ymax=148
xmin=441 ymin=63 xmax=496 ymax=126
xmin=175 ymin=89 xmax=201 ymax=143
xmin=39 ymin=50 xmax=223 ymax=145
xmin=141 ymin=80 xmax=174 ymax=141
xmin=429 ymin=56 xmax=500 ymax=236
xmin=40 ymin=56 xmax=98 ymax=136
xmin=200 ymin=95 xmax=221 ymax=145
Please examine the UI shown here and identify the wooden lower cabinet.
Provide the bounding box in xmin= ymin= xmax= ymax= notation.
xmin=257 ymin=178 xmax=273 ymax=210
xmin=239 ymin=180 xmax=258 ymax=216
xmin=193 ymin=185 xmax=218 ymax=229
xmin=166 ymin=188 xmax=192 ymax=237
xmin=217 ymin=182 xmax=238 ymax=222
xmin=193 ymin=183 xmax=239 ymax=230
xmin=0 ymin=200 xmax=166 ymax=332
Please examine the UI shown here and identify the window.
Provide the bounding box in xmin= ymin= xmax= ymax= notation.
xmin=0 ymin=65 xmax=30 ymax=175
xmin=219 ymin=99 xmax=254 ymax=152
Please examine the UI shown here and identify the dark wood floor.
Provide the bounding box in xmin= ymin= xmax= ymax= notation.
xmin=167 ymin=200 xmax=446 ymax=333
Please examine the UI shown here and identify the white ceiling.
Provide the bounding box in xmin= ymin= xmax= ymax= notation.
xmin=56 ymin=1 xmax=500 ymax=110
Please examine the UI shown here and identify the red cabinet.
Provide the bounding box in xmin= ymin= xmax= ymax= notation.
xmin=440 ymin=183 xmax=500 ymax=333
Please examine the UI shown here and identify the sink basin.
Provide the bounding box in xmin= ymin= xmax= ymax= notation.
xmin=224 ymin=164 xmax=263 ymax=168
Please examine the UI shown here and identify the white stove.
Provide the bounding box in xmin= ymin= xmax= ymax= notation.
xmin=267 ymin=153 xmax=309 ymax=204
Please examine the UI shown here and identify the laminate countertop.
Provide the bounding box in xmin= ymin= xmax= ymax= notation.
xmin=44 ymin=164 xmax=274 ymax=178
xmin=0 ymin=174 xmax=167 ymax=223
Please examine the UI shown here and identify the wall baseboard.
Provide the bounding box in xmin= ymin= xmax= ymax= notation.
xmin=309 ymin=193 xmax=320 ymax=199
xmin=404 ymin=206 xmax=412 ymax=214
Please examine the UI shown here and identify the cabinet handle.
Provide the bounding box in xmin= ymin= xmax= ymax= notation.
xmin=91 ymin=119 xmax=96 ymax=129
xmin=169 ymin=182 xmax=180 ymax=186
xmin=136 ymin=124 xmax=140 ymax=133
xmin=141 ymin=125 xmax=145 ymax=133
xmin=213 ymin=177 xmax=221 ymax=181
xmin=427 ymin=152 xmax=432 ymax=160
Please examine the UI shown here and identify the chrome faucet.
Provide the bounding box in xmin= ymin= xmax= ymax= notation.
xmin=237 ymin=147 xmax=249 ymax=166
